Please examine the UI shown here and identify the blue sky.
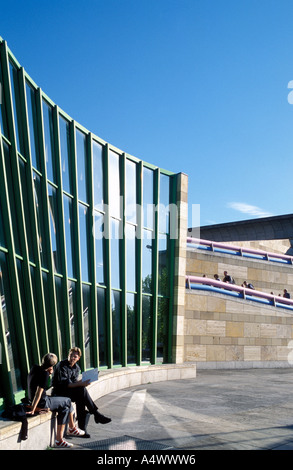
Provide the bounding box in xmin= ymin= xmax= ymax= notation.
xmin=1 ymin=0 xmax=293 ymax=227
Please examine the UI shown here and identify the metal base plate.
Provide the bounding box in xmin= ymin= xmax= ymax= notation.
xmin=79 ymin=435 xmax=173 ymax=450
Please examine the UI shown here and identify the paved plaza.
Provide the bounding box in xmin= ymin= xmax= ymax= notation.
xmin=65 ymin=368 xmax=293 ymax=451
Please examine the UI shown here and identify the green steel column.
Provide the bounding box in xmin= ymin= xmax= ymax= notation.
xmin=104 ymin=144 xmax=113 ymax=368
xmin=136 ymin=161 xmax=143 ymax=366
xmin=0 ymin=41 xmax=40 ymax=366
xmin=19 ymin=67 xmax=49 ymax=356
xmin=71 ymin=121 xmax=85 ymax=371
xmin=36 ymin=89 xmax=60 ymax=358
xmin=88 ymin=132 xmax=98 ymax=368
xmin=121 ymin=153 xmax=127 ymax=367
xmin=152 ymin=168 xmax=160 ymax=364
xmin=53 ymin=106 xmax=71 ymax=357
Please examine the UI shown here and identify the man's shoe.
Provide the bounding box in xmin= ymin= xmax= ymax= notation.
xmin=94 ymin=411 xmax=111 ymax=424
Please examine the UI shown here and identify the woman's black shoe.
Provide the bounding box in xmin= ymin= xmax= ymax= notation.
xmin=94 ymin=411 xmax=111 ymax=424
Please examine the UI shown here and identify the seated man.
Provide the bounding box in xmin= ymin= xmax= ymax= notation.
xmin=27 ymin=352 xmax=85 ymax=448
xmin=52 ymin=347 xmax=111 ymax=437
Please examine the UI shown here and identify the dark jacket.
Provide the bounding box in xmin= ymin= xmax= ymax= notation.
xmin=52 ymin=359 xmax=81 ymax=394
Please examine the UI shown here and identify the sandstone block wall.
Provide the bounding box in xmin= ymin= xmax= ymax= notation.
xmin=185 ymin=290 xmax=293 ymax=368
xmin=186 ymin=248 xmax=293 ymax=297
xmin=185 ymin=247 xmax=293 ymax=368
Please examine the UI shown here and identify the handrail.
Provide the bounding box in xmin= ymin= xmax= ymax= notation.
xmin=186 ymin=275 xmax=293 ymax=310
xmin=187 ymin=237 xmax=293 ymax=265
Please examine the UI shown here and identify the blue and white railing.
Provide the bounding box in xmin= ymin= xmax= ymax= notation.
xmin=187 ymin=237 xmax=293 ymax=265
xmin=186 ymin=275 xmax=293 ymax=311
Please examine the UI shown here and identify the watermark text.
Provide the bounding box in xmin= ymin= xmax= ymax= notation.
xmin=93 ymin=200 xmax=200 ymax=240
xmin=288 ymin=80 xmax=293 ymax=104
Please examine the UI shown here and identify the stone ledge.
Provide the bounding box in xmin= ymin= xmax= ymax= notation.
xmin=195 ymin=360 xmax=293 ymax=370
xmin=0 ymin=363 xmax=197 ymax=450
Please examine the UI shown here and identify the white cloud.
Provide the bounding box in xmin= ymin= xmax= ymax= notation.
xmin=227 ymin=202 xmax=274 ymax=218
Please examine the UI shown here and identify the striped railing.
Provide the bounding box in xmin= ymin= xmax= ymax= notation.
xmin=186 ymin=275 xmax=293 ymax=311
xmin=187 ymin=237 xmax=293 ymax=265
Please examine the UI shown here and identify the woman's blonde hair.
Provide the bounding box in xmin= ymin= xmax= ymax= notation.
xmin=41 ymin=353 xmax=58 ymax=369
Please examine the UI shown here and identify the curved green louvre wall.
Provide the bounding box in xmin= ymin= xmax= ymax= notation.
xmin=0 ymin=38 xmax=181 ymax=406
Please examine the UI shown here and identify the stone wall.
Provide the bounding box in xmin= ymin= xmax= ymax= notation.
xmin=186 ymin=248 xmax=293 ymax=297
xmin=184 ymin=247 xmax=293 ymax=368
xmin=185 ymin=290 xmax=293 ymax=368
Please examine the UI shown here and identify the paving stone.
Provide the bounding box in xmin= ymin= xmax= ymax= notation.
xmin=65 ymin=368 xmax=293 ymax=451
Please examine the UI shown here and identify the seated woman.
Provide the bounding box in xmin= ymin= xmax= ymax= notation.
xmin=27 ymin=352 xmax=85 ymax=448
